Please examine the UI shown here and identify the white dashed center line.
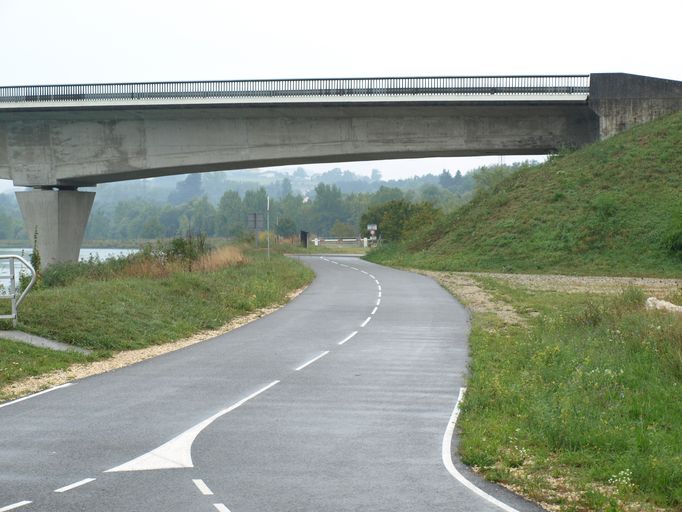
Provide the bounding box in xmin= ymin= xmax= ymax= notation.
xmin=295 ymin=351 xmax=330 ymax=371
xmin=338 ymin=331 xmax=358 ymax=345
xmin=214 ymin=503 xmax=232 ymax=512
xmin=371 ymin=306 xmax=378 ymax=315
xmin=54 ymin=478 xmax=96 ymax=493
xmin=361 ymin=316 xmax=372 ymax=327
xmin=0 ymin=502 xmax=32 ymax=512
xmin=192 ymin=479 xmax=214 ymax=495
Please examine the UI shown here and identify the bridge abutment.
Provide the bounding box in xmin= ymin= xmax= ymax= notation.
xmin=16 ymin=189 xmax=95 ymax=269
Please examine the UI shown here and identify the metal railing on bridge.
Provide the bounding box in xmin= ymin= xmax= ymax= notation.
xmin=0 ymin=75 xmax=590 ymax=104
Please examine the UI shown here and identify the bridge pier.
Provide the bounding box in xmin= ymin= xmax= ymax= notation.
xmin=16 ymin=189 xmax=95 ymax=269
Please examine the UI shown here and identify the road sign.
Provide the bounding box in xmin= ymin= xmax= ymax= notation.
xmin=247 ymin=213 xmax=265 ymax=230
xmin=367 ymin=223 xmax=377 ymax=231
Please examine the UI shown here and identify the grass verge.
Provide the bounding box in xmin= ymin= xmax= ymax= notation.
xmin=0 ymin=339 xmax=97 ymax=398
xmin=453 ymin=277 xmax=682 ymax=511
xmin=0 ymin=248 xmax=313 ymax=395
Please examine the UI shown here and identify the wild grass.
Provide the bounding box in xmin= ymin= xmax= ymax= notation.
xmin=0 ymin=339 xmax=97 ymax=401
xmin=457 ymin=280 xmax=682 ymax=510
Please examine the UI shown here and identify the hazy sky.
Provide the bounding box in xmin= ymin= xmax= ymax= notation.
xmin=1 ymin=0 xmax=680 ymax=187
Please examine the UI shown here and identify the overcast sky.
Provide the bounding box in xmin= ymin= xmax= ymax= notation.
xmin=2 ymin=0 xmax=681 ymax=186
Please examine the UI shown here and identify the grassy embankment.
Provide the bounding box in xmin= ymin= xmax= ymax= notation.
xmin=366 ymin=113 xmax=682 ymax=510
xmin=367 ymin=111 xmax=682 ymax=277
xmin=0 ymin=245 xmax=313 ymax=399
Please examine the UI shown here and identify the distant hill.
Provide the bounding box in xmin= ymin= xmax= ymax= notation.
xmin=367 ymin=111 xmax=682 ymax=277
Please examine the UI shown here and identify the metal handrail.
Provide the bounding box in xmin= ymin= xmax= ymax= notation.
xmin=0 ymin=75 xmax=590 ymax=104
xmin=0 ymin=255 xmax=36 ymax=327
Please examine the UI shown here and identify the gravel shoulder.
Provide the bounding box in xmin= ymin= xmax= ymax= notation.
xmin=419 ymin=270 xmax=682 ymax=324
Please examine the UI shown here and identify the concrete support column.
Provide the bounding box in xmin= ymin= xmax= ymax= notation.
xmin=16 ymin=189 xmax=95 ymax=269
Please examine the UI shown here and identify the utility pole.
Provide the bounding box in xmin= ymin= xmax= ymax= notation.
xmin=267 ymin=195 xmax=271 ymax=260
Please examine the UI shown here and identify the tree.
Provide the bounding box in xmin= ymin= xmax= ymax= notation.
xmin=275 ymin=217 xmax=297 ymax=238
xmin=311 ymin=183 xmax=348 ymax=234
xmin=216 ymin=190 xmax=246 ymax=237
xmin=168 ymin=174 xmax=203 ymax=205
xmin=330 ymin=220 xmax=356 ymax=238
xmin=360 ymin=199 xmax=442 ymax=242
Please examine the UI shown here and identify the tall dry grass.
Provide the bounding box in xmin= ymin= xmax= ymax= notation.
xmin=195 ymin=246 xmax=249 ymax=272
xmin=120 ymin=246 xmax=248 ymax=278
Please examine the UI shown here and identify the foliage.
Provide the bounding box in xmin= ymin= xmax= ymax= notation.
xmin=360 ymin=199 xmax=443 ymax=242
xmin=367 ymin=111 xmax=682 ymax=277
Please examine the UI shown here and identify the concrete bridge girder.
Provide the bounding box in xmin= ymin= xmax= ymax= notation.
xmin=1 ymin=101 xmax=598 ymax=188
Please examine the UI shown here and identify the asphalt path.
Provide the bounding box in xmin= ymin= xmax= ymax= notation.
xmin=0 ymin=256 xmax=544 ymax=512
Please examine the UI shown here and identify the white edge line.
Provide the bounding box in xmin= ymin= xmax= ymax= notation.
xmin=295 ymin=351 xmax=330 ymax=371
xmin=54 ymin=477 xmax=96 ymax=493
xmin=442 ymin=388 xmax=520 ymax=512
xmin=193 ymin=479 xmax=214 ymax=495
xmin=371 ymin=306 xmax=378 ymax=315
xmin=338 ymin=331 xmax=358 ymax=345
xmin=0 ymin=383 xmax=74 ymax=409
xmin=214 ymin=503 xmax=232 ymax=512
xmin=361 ymin=316 xmax=372 ymax=327
xmin=0 ymin=502 xmax=32 ymax=512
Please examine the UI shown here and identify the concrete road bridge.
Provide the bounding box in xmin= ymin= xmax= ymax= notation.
xmin=1 ymin=72 xmax=681 ymax=266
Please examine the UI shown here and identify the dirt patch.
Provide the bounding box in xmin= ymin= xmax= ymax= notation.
xmin=474 ymin=272 xmax=682 ymax=297
xmin=418 ymin=270 xmax=682 ymax=326
xmin=418 ymin=270 xmax=525 ymax=325
xmin=1 ymin=286 xmax=307 ymax=402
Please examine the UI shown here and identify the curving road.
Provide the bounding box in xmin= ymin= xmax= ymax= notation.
xmin=0 ymin=256 xmax=542 ymax=512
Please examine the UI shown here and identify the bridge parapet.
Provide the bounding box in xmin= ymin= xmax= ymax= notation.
xmin=0 ymin=75 xmax=590 ymax=107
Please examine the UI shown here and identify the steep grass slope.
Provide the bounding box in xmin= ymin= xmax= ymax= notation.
xmin=369 ymin=111 xmax=682 ymax=277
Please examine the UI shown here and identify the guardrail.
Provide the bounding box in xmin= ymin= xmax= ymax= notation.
xmin=0 ymin=255 xmax=37 ymax=327
xmin=0 ymin=75 xmax=590 ymax=104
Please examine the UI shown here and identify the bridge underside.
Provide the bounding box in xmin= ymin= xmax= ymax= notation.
xmin=0 ymin=101 xmax=598 ymax=188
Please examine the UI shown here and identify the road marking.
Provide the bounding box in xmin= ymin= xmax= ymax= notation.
xmin=361 ymin=316 xmax=372 ymax=327
xmin=371 ymin=306 xmax=378 ymax=315
xmin=106 ymin=381 xmax=280 ymax=472
xmin=338 ymin=331 xmax=358 ymax=345
xmin=214 ymin=504 xmax=232 ymax=512
xmin=54 ymin=477 xmax=96 ymax=493
xmin=369 ymin=274 xmax=375 ymax=279
xmin=378 ymin=291 xmax=382 ymax=297
xmin=361 ymin=270 xmax=368 ymax=275
xmin=442 ymin=388 xmax=520 ymax=512
xmin=377 ymin=285 xmax=382 ymax=292
xmin=376 ymin=298 xmax=381 ymax=306
xmin=192 ymin=479 xmax=214 ymax=495
xmin=295 ymin=351 xmax=330 ymax=371
xmin=0 ymin=502 xmax=32 ymax=512
xmin=0 ymin=383 xmax=74 ymax=410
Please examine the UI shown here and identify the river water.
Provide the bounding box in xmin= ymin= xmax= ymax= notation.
xmin=0 ymin=248 xmax=138 ymax=284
